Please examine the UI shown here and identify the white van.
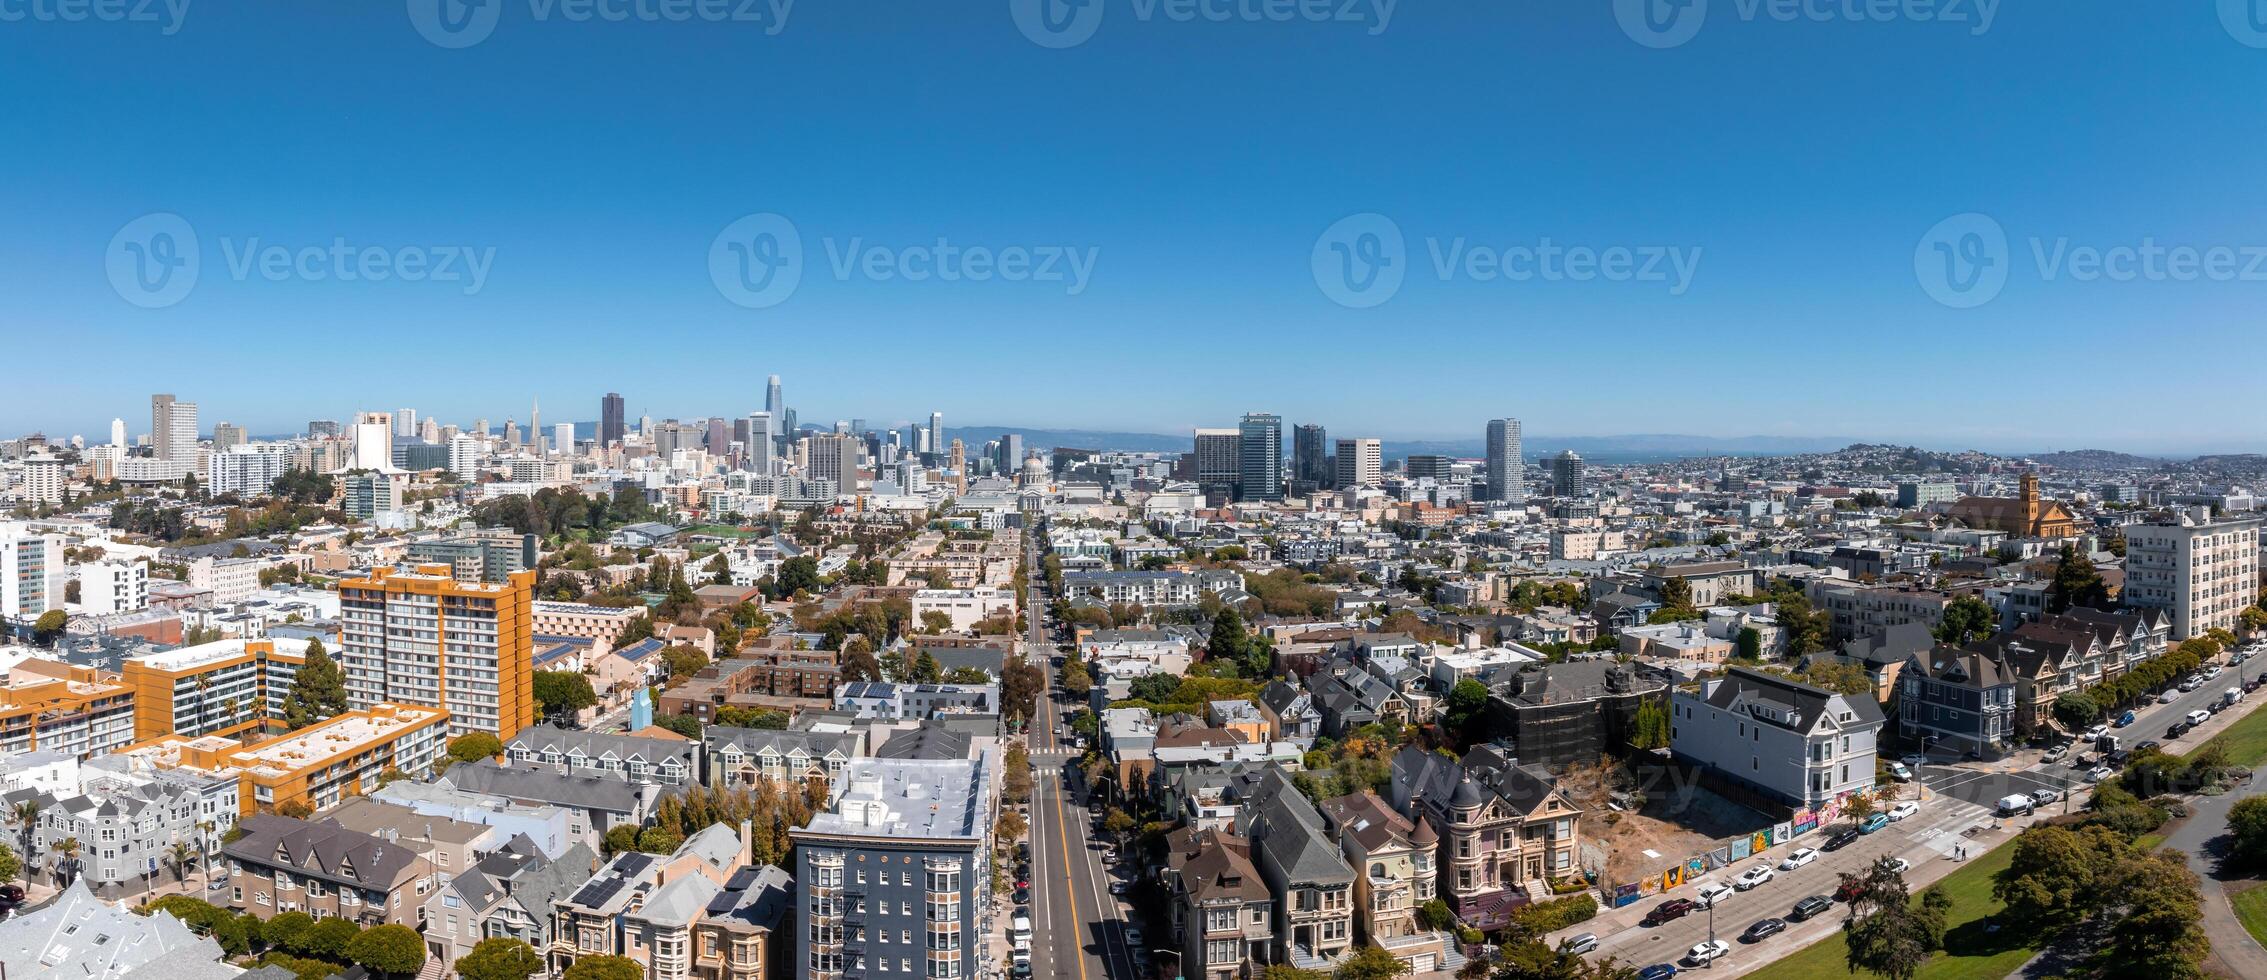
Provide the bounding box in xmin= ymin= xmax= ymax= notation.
xmin=1010 ymin=915 xmax=1032 ymax=950
xmin=1996 ymin=793 xmax=2034 ymax=816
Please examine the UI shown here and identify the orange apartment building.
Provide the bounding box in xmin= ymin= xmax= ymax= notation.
xmin=339 ymin=565 xmax=538 ymax=740
xmin=0 ymin=653 xmax=137 ymax=758
xmin=120 ymin=637 xmax=313 ymax=742
xmin=115 ymin=703 xmax=452 ymax=817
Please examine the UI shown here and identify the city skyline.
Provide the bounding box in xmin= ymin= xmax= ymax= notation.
xmin=8 ymin=3 xmax=2267 ymax=449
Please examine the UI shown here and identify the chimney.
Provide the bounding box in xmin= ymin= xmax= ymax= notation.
xmin=739 ymin=818 xmax=754 ymax=868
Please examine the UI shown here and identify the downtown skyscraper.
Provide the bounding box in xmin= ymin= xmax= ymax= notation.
xmin=1292 ymin=423 xmax=1330 ymax=495
xmin=601 ymin=392 xmax=626 ymax=447
xmin=1237 ymin=412 xmax=1283 ymax=502
xmin=1486 ymin=418 xmax=1525 ymax=503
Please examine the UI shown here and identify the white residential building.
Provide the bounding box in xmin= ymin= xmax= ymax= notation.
xmin=78 ymin=558 xmax=149 ymax=615
xmin=911 ymin=587 xmax=1017 ymax=632
xmin=187 ymin=556 xmax=261 ymax=605
xmin=1334 ymin=438 xmax=1382 ymax=489
xmin=2125 ymin=508 xmax=2264 ymax=640
xmin=1670 ymin=665 xmax=1885 ymax=810
xmin=0 ymin=522 xmax=66 ymax=618
xmin=208 ymin=442 xmax=299 ymax=498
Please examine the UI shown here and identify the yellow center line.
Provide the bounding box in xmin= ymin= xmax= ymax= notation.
xmin=1052 ymin=763 xmax=1090 ymax=980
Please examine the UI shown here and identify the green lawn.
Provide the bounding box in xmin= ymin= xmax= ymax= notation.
xmin=1745 ymin=840 xmax=2034 ymax=980
xmin=2231 ymin=883 xmax=2267 ymax=952
xmin=2187 ymin=697 xmax=2267 ymax=769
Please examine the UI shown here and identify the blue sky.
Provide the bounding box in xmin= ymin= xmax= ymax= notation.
xmin=5 ymin=0 xmax=2266 ymax=452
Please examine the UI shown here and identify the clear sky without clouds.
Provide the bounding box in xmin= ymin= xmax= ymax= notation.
xmin=4 ymin=1 xmax=2265 ymax=452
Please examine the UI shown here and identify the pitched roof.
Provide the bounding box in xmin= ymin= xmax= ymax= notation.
xmin=440 ymin=760 xmax=645 ymax=814
xmin=223 ymin=815 xmax=421 ymax=889
xmin=0 ymin=881 xmax=220 ymax=980
xmin=1242 ymin=767 xmax=1355 ymax=886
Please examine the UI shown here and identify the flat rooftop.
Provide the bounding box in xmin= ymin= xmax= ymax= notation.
xmin=129 ymin=636 xmax=313 ymax=672
xmin=801 ymin=753 xmax=993 ymax=842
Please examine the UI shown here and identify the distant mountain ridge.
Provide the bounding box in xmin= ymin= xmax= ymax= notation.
xmin=945 ymin=426 xmax=1857 ymax=463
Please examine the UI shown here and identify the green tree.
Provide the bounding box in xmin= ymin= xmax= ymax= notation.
xmin=302 ymin=917 xmax=361 ymax=961
xmin=31 ymin=609 xmax=66 ymax=647
xmin=533 ymin=670 xmax=599 ymax=717
xmin=448 ymin=732 xmax=505 ymax=764
xmin=637 ymin=827 xmax=683 ymax=853
xmin=1208 ymin=606 xmax=1252 ymax=671
xmin=1629 ymin=699 xmax=1670 ymax=750
xmin=1935 ymin=595 xmax=1998 ymax=645
xmin=561 ymin=955 xmax=644 ymax=980
xmin=1734 ymin=627 xmax=1762 ymax=661
xmin=266 ymin=910 xmax=316 ymax=953
xmin=2232 ymin=797 xmax=2267 ymax=869
xmin=1993 ymin=824 xmax=2125 ymax=930
xmin=347 ymin=924 xmax=427 ymax=978
xmin=1842 ymin=857 xmax=1936 ymax=980
xmin=2050 ymin=545 xmax=2110 ymax=612
xmin=2096 ymin=848 xmax=2207 ymax=978
xmin=0 ymin=844 xmax=19 ymax=888
xmin=912 ymin=650 xmax=943 ymax=683
xmin=1333 ymin=945 xmax=1410 ymax=980
xmin=1061 ymin=659 xmax=1092 ymax=696
xmin=455 ymin=938 xmax=543 ymax=980
xmin=2053 ymin=691 xmax=2101 ymax=731
xmin=282 ymin=640 xmax=348 ymax=730
xmin=602 ymin=824 xmax=641 ymax=856
xmin=1443 ymin=679 xmax=1491 ymax=744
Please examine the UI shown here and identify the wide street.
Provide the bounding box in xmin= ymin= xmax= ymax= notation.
xmin=1022 ymin=533 xmax=1143 ymax=980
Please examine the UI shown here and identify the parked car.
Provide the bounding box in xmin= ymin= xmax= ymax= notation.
xmin=1637 ymin=965 xmax=1680 ymax=980
xmin=2206 ymin=665 xmax=2224 ymax=679
xmin=1736 ymin=865 xmax=1775 ymax=890
xmin=2134 ymin=740 xmax=2162 ymax=755
xmin=1835 ymin=877 xmax=1868 ymax=902
xmin=1123 ymin=926 xmax=1143 ymax=948
xmin=1686 ymin=940 xmax=1731 ymax=965
xmin=1888 ymin=762 xmax=1914 ymax=782
xmin=2042 ymin=743 xmax=2070 ymax=764
xmin=2086 ymin=764 xmax=2114 ymax=783
xmin=2082 ymin=724 xmax=2109 ymax=742
xmin=1789 ymin=895 xmax=1835 ymax=921
xmin=1646 ymin=898 xmax=1697 ymax=925
xmin=1859 ymin=813 xmax=1891 ymax=834
xmin=1883 ymin=857 xmax=1911 ymax=874
xmin=1695 ymin=882 xmax=1735 ymax=908
xmin=2031 ymin=787 xmax=2062 ymax=805
xmin=1780 ymin=847 xmax=1819 ymax=871
xmin=2159 ymin=691 xmax=2182 ymax=704
xmin=1887 ymin=801 xmax=1920 ymax=821
xmin=1996 ymin=793 xmax=2035 ymax=816
xmin=1741 ymin=917 xmax=1787 ymax=942
xmin=2189 ymin=709 xmax=2212 ymax=726
xmin=1563 ymin=933 xmax=1600 ymax=955
xmin=2169 ymin=722 xmax=2192 ymax=739
xmin=2116 ymin=710 xmax=2137 ymax=727
xmin=1901 ymin=753 xmax=1928 ymax=768
xmin=1823 ymin=827 xmax=1863 ymax=851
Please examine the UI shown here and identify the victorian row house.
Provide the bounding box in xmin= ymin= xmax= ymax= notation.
xmin=1389 ymin=744 xmax=1586 ymax=931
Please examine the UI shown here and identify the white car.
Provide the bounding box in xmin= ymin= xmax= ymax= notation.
xmin=2190 ymin=710 xmax=2213 ymax=726
xmin=1887 ymin=762 xmax=1914 ymax=782
xmin=2086 ymin=765 xmax=2114 ymax=783
xmin=2082 ymin=724 xmax=2109 ymax=742
xmin=1900 ymin=754 xmax=1928 ymax=768
xmin=1779 ymin=847 xmax=1819 ymax=871
xmin=1735 ymin=865 xmax=1775 ymax=890
xmin=2206 ymin=665 xmax=2224 ymax=679
xmin=1687 ymin=940 xmax=1731 ymax=964
xmin=1883 ymin=857 xmax=1911 ymax=874
xmin=2159 ymin=691 xmax=2182 ymax=704
xmin=2031 ymin=788 xmax=2062 ymax=805
xmin=1887 ymin=801 xmax=1920 ymax=821
xmin=1695 ymin=882 xmax=1735 ymax=907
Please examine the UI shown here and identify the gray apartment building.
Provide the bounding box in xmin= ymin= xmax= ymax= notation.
xmin=1669 ymin=666 xmax=1885 ymax=812
xmin=406 ymin=529 xmax=540 ymax=584
xmin=792 ymin=752 xmax=996 ymax=980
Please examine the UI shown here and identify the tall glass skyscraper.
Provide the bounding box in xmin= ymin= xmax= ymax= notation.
xmin=1237 ymin=412 xmax=1283 ymax=502
xmin=1292 ymin=423 xmax=1330 ymax=494
xmin=1486 ymin=418 xmax=1525 ymax=503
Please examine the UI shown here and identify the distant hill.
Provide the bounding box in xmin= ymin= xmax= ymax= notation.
xmin=944 ymin=427 xmax=1856 ymax=463
xmin=2024 ymin=449 xmax=2169 ymax=470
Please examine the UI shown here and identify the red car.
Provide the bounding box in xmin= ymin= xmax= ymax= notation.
xmin=1834 ymin=878 xmax=1866 ymax=902
xmin=1646 ymin=898 xmax=1697 ymax=925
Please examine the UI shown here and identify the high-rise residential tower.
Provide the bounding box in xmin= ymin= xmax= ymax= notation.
xmin=1237 ymin=413 xmax=1283 ymax=502
xmin=1486 ymin=418 xmax=1525 ymax=504
xmin=337 ymin=565 xmax=537 ymax=740
xmin=151 ymin=393 xmax=199 ymax=467
xmin=929 ymin=412 xmax=944 ymax=459
xmin=1551 ymin=449 xmax=1588 ymax=498
xmin=1293 ymin=423 xmax=1330 ymax=495
xmin=1193 ymin=428 xmax=1242 ymax=501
